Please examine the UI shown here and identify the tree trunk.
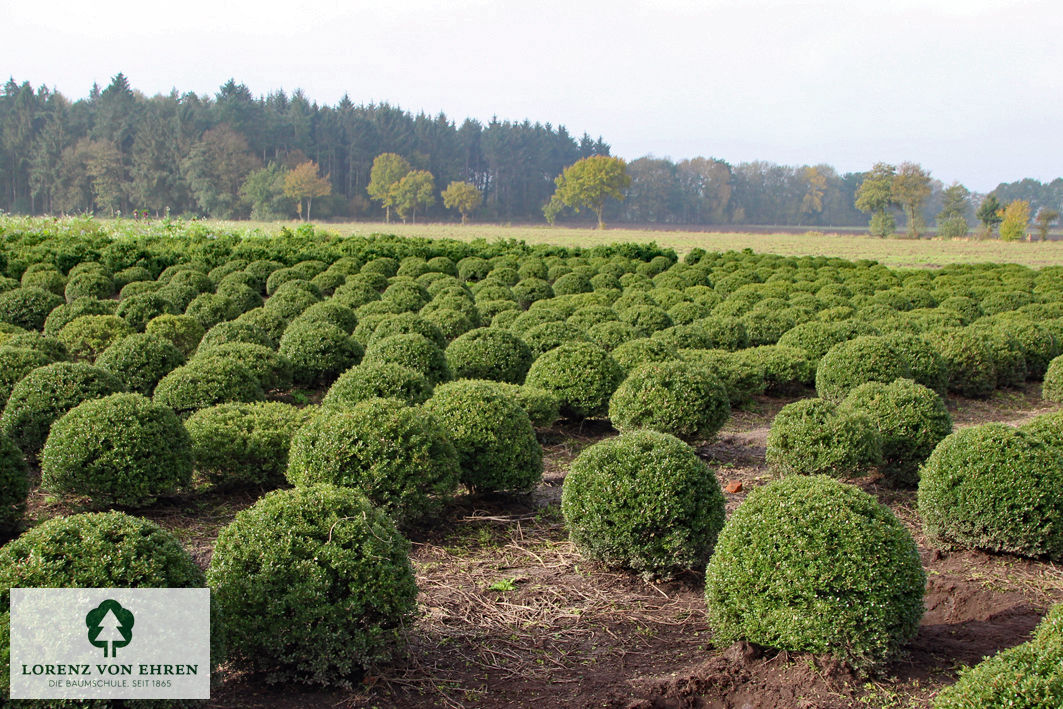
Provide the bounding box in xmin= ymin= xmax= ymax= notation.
xmin=595 ymin=204 xmax=605 ymax=230
xmin=306 ymin=197 xmax=312 ymax=221
xmin=385 ymin=205 xmax=390 ymax=224
xmin=461 ymin=212 xmax=468 ymax=225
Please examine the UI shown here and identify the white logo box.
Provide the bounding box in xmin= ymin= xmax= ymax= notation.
xmin=10 ymin=588 xmax=210 ymax=699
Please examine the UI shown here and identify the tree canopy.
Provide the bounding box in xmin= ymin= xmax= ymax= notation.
xmin=544 ymin=156 xmax=631 ymax=229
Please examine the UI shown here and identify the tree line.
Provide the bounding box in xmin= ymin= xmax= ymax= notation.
xmin=2 ymin=74 xmax=1060 ymax=230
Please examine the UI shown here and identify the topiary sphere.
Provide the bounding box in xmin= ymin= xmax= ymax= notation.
xmin=145 ymin=313 xmax=205 ymax=356
xmin=192 ymin=341 xmax=293 ymax=391
xmin=153 ymin=359 xmax=265 ymax=418
xmin=323 ymin=362 xmax=433 ymax=407
xmin=608 ymin=360 xmax=730 ymax=442
xmin=705 ymin=475 xmax=925 ymax=672
xmin=562 ymin=430 xmax=725 ymax=578
xmin=208 ymin=484 xmax=416 ymax=686
xmin=881 ymin=332 xmax=948 ymax=395
xmin=196 ymin=319 xmax=273 ymax=353
xmin=931 ymin=603 xmax=1063 ymax=709
xmin=423 ymin=380 xmax=543 ymax=493
xmin=116 ymin=292 xmax=179 ymax=331
xmin=216 ymin=280 xmax=264 ymax=313
xmin=42 ymin=297 xmax=118 ymax=337
xmin=235 ymin=306 xmax=288 ymax=347
xmin=278 ymin=320 xmax=364 ymax=387
xmin=445 ymin=327 xmax=533 ymax=384
xmin=184 ymin=292 xmax=238 ymax=329
xmin=0 ymin=287 xmax=64 ymax=330
xmin=680 ymin=348 xmax=766 ymax=407
xmin=20 ymin=268 xmax=65 ymax=296
xmin=485 ymin=382 xmax=561 ymax=428
xmin=0 ymin=346 xmax=51 ymax=408
xmin=524 ymin=341 xmax=624 ymax=419
xmin=776 ymin=320 xmax=860 ymax=362
xmin=0 ymin=434 xmax=29 ymax=537
xmin=40 ymin=393 xmax=193 ymax=508
xmin=366 ymin=312 xmax=447 ymax=350
xmin=735 ymin=344 xmax=815 ymax=395
xmin=0 ymin=511 xmax=209 ymax=697
xmin=186 ymin=401 xmax=313 ymax=489
xmin=917 ymin=423 xmax=1063 ymax=560
xmin=520 ymin=321 xmax=589 ymax=358
xmin=618 ymin=304 xmax=674 ymax=335
xmin=1043 ymin=354 xmax=1063 ymax=403
xmin=95 ymin=332 xmax=186 ymax=395
xmin=55 ymin=314 xmax=133 ymax=361
xmin=64 ymin=270 xmax=114 ymax=302
xmin=362 ymin=333 xmax=451 ymax=385
xmin=929 ymin=328 xmax=997 ymax=398
xmin=291 ymin=300 xmax=359 ymax=334
xmin=0 ymin=361 xmax=124 ymax=455
xmin=287 ymin=399 xmax=459 ymax=520
xmin=766 ymin=398 xmax=882 ymax=478
xmin=585 ymin=320 xmax=639 ymax=351
xmin=264 ymin=285 xmax=320 ymax=320
xmin=422 ymin=307 xmax=475 ymax=341
xmin=841 ymin=379 xmax=952 ymax=487
xmin=815 ymin=335 xmax=912 ymax=400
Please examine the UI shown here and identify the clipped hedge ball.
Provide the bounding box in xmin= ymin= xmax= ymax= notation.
xmin=196 ymin=319 xmax=273 ymax=353
xmin=153 ymin=359 xmax=265 ymax=418
xmin=524 ymin=341 xmax=624 ymax=419
xmin=815 ymin=336 xmax=912 ymax=400
xmin=278 ymin=320 xmax=364 ymax=387
xmin=185 ymin=402 xmax=312 ymax=489
xmin=1044 ymin=354 xmax=1063 ymax=403
xmin=487 ymin=383 xmax=561 ymax=428
xmin=95 ymin=332 xmax=186 ymax=395
xmin=193 ymin=341 xmax=293 ymax=391
xmin=841 ymin=379 xmax=952 ymax=486
xmin=145 ymin=313 xmax=205 ymax=356
xmin=705 ymin=475 xmax=925 ymax=672
xmin=0 ymin=361 xmax=124 ymax=455
xmin=562 ymin=430 xmax=725 ymax=578
xmin=423 ymin=380 xmax=543 ymax=493
xmin=362 ymin=333 xmax=451 ymax=385
xmin=0 ymin=434 xmax=29 ymax=537
xmin=43 ymin=297 xmax=117 ymax=336
xmin=445 ymin=327 xmax=533 ymax=384
xmin=608 ymin=360 xmax=730 ymax=442
xmin=40 ymin=393 xmax=193 ymax=508
xmin=287 ymin=398 xmax=459 ymax=520
xmin=116 ymin=292 xmax=178 ymax=331
xmin=917 ymin=423 xmax=1063 ymax=560
xmin=766 ymin=397 xmax=882 ymax=478
xmin=323 ymin=362 xmax=433 ymax=408
xmin=0 ymin=347 xmax=51 ymax=408
xmin=207 ymin=484 xmax=417 ymax=686
xmin=930 ymin=328 xmax=997 ymax=399
xmin=55 ymin=314 xmax=133 ymax=361
xmin=0 ymin=287 xmax=64 ymax=330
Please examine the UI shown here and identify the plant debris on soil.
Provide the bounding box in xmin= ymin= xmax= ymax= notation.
xmin=24 ymin=383 xmax=1062 ymax=708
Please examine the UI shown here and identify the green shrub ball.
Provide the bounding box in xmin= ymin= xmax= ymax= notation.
xmin=278 ymin=321 xmax=364 ymax=387
xmin=766 ymin=398 xmax=882 ymax=478
xmin=362 ymin=333 xmax=451 ymax=385
xmin=445 ymin=327 xmax=533 ymax=384
xmin=95 ymin=332 xmax=186 ymax=395
xmin=0 ymin=287 xmax=64 ymax=331
xmin=207 ymin=484 xmax=417 ymax=686
xmin=0 ymin=361 xmax=124 ymax=455
xmin=40 ymin=393 xmax=193 ymax=508
xmin=705 ymin=475 xmax=925 ymax=672
xmin=608 ymin=360 xmax=730 ymax=442
xmin=917 ymin=423 xmax=1063 ymax=560
xmin=286 ymin=399 xmax=460 ymax=520
xmin=562 ymin=430 xmax=724 ymax=578
xmin=524 ymin=341 xmax=624 ymax=419
xmin=0 ymin=434 xmax=29 ymax=537
xmin=153 ymin=359 xmax=265 ymax=417
xmin=323 ymin=362 xmax=433 ymax=407
xmin=0 ymin=347 xmax=51 ymax=407
xmin=1043 ymin=354 xmax=1063 ymax=403
xmin=185 ymin=402 xmax=313 ymax=488
xmin=423 ymin=380 xmax=543 ymax=493
xmin=841 ymin=379 xmax=952 ymax=486
xmin=815 ymin=336 xmax=912 ymax=400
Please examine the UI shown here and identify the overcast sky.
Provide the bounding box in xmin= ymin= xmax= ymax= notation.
xmin=6 ymin=0 xmax=1061 ymax=192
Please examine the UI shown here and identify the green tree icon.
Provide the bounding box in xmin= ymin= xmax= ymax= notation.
xmin=86 ymin=599 xmax=134 ymax=658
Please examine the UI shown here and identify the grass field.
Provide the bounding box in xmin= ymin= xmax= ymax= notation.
xmin=205 ymin=220 xmax=1063 ymax=269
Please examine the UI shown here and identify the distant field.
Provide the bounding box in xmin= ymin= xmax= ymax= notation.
xmin=207 ymin=220 xmax=1063 ymax=269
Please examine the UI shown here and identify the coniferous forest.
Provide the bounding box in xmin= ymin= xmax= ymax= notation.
xmin=2 ymin=74 xmax=1061 ymax=227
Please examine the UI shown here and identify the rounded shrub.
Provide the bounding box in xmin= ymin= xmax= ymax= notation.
xmin=40 ymin=393 xmax=193 ymax=508
xmin=196 ymin=319 xmax=273 ymax=353
xmin=235 ymin=307 xmax=288 ymax=347
xmin=881 ymin=332 xmax=949 ymax=395
xmin=193 ymin=342 xmax=293 ymax=391
xmin=186 ymin=402 xmax=312 ymax=488
xmin=0 ymin=361 xmax=124 ymax=455
xmin=279 ymin=321 xmax=364 ymax=387
xmin=917 ymin=423 xmax=1063 ymax=560
xmin=608 ymin=361 xmax=730 ymax=442
xmin=20 ymin=268 xmax=65 ymax=295
xmin=207 ymin=485 xmax=416 ymax=686
xmin=586 ymin=320 xmax=639 ymax=350
xmin=562 ymin=430 xmax=724 ymax=578
xmin=423 ymin=380 xmax=542 ymax=493
xmin=611 ymin=337 xmax=678 ymax=372
xmin=216 ymin=280 xmax=264 ymax=313
xmin=64 ymin=271 xmax=114 ymax=302
xmin=324 ymin=362 xmax=433 ymax=407
xmin=445 ymin=327 xmax=533 ymax=384
xmin=815 ymin=336 xmax=912 ymax=400
xmin=680 ymin=348 xmax=766 ymax=407
xmin=362 ymin=333 xmax=451 ymax=385
xmin=184 ymin=292 xmax=238 ymax=329
xmin=291 ymin=300 xmax=358 ymax=334
xmin=43 ymin=297 xmax=118 ymax=336
xmin=1043 ymin=354 xmax=1063 ymax=403
xmin=736 ymin=344 xmax=814 ymax=394
xmin=153 ymin=359 xmax=265 ymax=418
xmin=776 ymin=320 xmax=859 ymax=362
xmin=929 ymin=328 xmax=998 ymax=398
xmin=0 ymin=287 xmax=64 ymax=330
xmin=3 ymin=332 xmax=68 ymax=362
xmin=287 ymin=399 xmax=459 ymax=519
xmin=524 ymin=341 xmax=624 ymax=419
xmin=841 ymin=379 xmax=952 ymax=486
xmin=55 ymin=314 xmax=133 ymax=361
xmin=0 ymin=346 xmax=51 ymax=407
xmin=144 ymin=313 xmax=205 ymax=356
xmin=766 ymin=398 xmax=882 ymax=478
xmin=264 ymin=285 xmax=319 ymax=320
xmin=367 ymin=312 xmax=447 ymax=350
xmin=705 ymin=475 xmax=924 ymax=671
xmin=0 ymin=434 xmax=29 ymax=537
xmin=521 ymin=321 xmax=589 ymax=357
xmin=487 ymin=383 xmax=561 ymax=427
xmin=95 ymin=332 xmax=186 ymax=395
xmin=116 ymin=292 xmax=178 ymax=331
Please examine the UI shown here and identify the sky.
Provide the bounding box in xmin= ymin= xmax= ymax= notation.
xmin=5 ymin=0 xmax=1062 ymax=192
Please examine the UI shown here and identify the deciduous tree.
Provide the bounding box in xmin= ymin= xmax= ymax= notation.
xmin=999 ymin=200 xmax=1030 ymax=242
xmin=855 ymin=163 xmax=896 ymax=237
xmin=367 ymin=153 xmax=412 ymax=223
xmin=441 ymin=180 xmax=482 ymax=224
xmin=283 ymin=160 xmax=331 ymax=221
xmin=241 ymin=163 xmax=291 ymax=220
xmin=892 ymin=162 xmax=932 ymax=238
xmin=1034 ymin=208 xmax=1059 ymax=242
xmin=976 ymin=194 xmax=1004 ymax=238
xmin=936 ymin=182 xmax=970 ymax=239
xmin=544 ymin=155 xmax=630 ymax=229
xmin=393 ymin=170 xmax=435 ymax=223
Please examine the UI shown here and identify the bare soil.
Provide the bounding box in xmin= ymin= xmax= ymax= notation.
xmin=24 ymin=382 xmax=1063 ymax=708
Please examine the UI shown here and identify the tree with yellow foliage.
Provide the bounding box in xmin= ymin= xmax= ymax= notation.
xmin=999 ymin=200 xmax=1031 ymax=241
xmin=283 ymin=161 xmax=331 ymax=221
